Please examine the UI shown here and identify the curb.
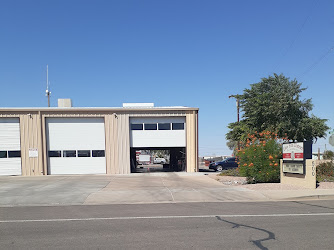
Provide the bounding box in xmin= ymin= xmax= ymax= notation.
xmin=281 ymin=194 xmax=334 ymax=201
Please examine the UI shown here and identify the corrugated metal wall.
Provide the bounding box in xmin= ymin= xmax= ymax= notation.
xmin=20 ymin=112 xmax=44 ymax=176
xmin=186 ymin=111 xmax=198 ymax=172
xmin=105 ymin=113 xmax=130 ymax=174
xmin=0 ymin=109 xmax=198 ymax=176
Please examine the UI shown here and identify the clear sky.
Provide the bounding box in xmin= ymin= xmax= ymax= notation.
xmin=1 ymin=0 xmax=333 ymax=155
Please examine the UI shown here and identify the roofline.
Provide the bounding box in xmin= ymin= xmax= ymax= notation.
xmin=0 ymin=107 xmax=199 ymax=112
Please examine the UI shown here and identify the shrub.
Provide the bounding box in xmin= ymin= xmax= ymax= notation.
xmin=316 ymin=161 xmax=334 ymax=182
xmin=236 ymin=131 xmax=284 ymax=183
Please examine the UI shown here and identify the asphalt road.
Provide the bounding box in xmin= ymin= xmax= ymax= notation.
xmin=1 ymin=200 xmax=334 ymax=249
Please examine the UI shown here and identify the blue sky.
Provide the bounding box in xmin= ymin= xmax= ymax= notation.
xmin=1 ymin=0 xmax=333 ymax=155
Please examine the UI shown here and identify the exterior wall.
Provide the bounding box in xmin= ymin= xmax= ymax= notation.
xmin=186 ymin=111 xmax=198 ymax=172
xmin=105 ymin=113 xmax=130 ymax=174
xmin=280 ymin=159 xmax=317 ymax=189
xmin=0 ymin=108 xmax=198 ymax=176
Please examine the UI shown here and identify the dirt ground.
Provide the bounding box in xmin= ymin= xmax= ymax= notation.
xmin=208 ymin=174 xmax=334 ymax=190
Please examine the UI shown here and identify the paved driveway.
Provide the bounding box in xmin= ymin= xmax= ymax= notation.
xmin=0 ymin=173 xmax=267 ymax=206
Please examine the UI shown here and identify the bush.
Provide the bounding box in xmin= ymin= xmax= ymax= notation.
xmin=237 ymin=131 xmax=284 ymax=183
xmin=317 ymin=161 xmax=334 ymax=182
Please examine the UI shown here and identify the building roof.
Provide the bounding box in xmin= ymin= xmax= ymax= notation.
xmin=0 ymin=106 xmax=199 ymax=112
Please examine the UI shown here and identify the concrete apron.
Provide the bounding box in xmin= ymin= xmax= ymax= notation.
xmin=0 ymin=173 xmax=269 ymax=206
xmin=83 ymin=173 xmax=269 ymax=205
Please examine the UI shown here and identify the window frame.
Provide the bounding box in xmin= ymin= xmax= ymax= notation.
xmin=144 ymin=123 xmax=157 ymax=130
xmin=92 ymin=150 xmax=105 ymax=157
xmin=8 ymin=150 xmax=21 ymax=158
xmin=63 ymin=150 xmax=77 ymax=158
xmin=0 ymin=151 xmax=7 ymax=158
xmin=158 ymin=123 xmax=171 ymax=130
xmin=48 ymin=151 xmax=62 ymax=157
xmin=78 ymin=150 xmax=91 ymax=157
xmin=131 ymin=124 xmax=144 ymax=130
xmin=172 ymin=123 xmax=184 ymax=130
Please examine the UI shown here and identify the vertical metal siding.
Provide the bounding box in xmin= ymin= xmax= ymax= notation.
xmin=119 ymin=114 xmax=130 ymax=174
xmin=19 ymin=113 xmax=44 ymax=176
xmin=105 ymin=113 xmax=130 ymax=174
xmin=186 ymin=111 xmax=198 ymax=172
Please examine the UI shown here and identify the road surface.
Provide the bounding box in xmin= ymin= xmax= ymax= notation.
xmin=1 ymin=200 xmax=334 ymax=249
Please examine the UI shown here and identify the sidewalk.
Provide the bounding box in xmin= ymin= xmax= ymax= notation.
xmin=208 ymin=173 xmax=334 ymax=201
xmin=0 ymin=173 xmax=333 ymax=207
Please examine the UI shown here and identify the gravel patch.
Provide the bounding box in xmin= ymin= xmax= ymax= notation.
xmin=208 ymin=174 xmax=334 ymax=190
xmin=317 ymin=182 xmax=334 ymax=189
xmin=208 ymin=175 xmax=247 ymax=186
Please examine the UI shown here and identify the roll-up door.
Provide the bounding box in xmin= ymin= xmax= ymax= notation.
xmin=130 ymin=117 xmax=186 ymax=147
xmin=46 ymin=118 xmax=106 ymax=175
xmin=0 ymin=118 xmax=21 ymax=175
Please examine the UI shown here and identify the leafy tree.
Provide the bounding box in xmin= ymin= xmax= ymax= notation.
xmin=323 ymin=150 xmax=334 ymax=160
xmin=226 ymin=74 xmax=329 ymax=148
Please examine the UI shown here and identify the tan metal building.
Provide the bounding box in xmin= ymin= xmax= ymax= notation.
xmin=0 ymin=104 xmax=198 ymax=176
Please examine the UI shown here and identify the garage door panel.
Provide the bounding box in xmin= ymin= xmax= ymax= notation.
xmin=131 ymin=130 xmax=185 ymax=147
xmin=49 ymin=158 xmax=106 ymax=175
xmin=0 ymin=118 xmax=21 ymax=176
xmin=130 ymin=117 xmax=186 ymax=147
xmin=47 ymin=118 xmax=105 ymax=150
xmin=0 ymin=118 xmax=20 ymax=151
xmin=46 ymin=118 xmax=106 ymax=175
xmin=0 ymin=159 xmax=21 ymax=175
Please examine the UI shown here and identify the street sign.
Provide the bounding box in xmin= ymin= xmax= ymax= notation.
xmin=329 ymin=134 xmax=334 ymax=147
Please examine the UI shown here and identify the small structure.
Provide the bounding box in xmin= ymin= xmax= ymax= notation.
xmin=281 ymin=141 xmax=316 ymax=189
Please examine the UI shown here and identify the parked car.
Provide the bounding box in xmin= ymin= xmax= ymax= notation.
xmin=209 ymin=157 xmax=238 ymax=171
xmin=153 ymin=158 xmax=166 ymax=164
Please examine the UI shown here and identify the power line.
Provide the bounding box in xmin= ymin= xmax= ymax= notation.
xmin=273 ymin=0 xmax=319 ymax=72
xmin=299 ymin=46 xmax=334 ymax=77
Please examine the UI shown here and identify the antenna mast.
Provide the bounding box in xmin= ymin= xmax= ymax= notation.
xmin=45 ymin=65 xmax=51 ymax=107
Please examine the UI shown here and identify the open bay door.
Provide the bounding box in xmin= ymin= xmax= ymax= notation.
xmin=0 ymin=118 xmax=22 ymax=175
xmin=46 ymin=118 xmax=106 ymax=175
xmin=130 ymin=117 xmax=187 ymax=172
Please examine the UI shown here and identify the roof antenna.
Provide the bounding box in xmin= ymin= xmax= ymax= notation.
xmin=45 ymin=65 xmax=51 ymax=107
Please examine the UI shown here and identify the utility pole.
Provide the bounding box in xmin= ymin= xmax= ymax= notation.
xmin=229 ymin=95 xmax=240 ymax=150
xmin=46 ymin=65 xmax=51 ymax=107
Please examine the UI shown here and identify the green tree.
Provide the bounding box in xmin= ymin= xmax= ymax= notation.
xmin=323 ymin=150 xmax=334 ymax=160
xmin=226 ymin=74 xmax=329 ymax=147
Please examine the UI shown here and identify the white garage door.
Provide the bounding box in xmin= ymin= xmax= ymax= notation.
xmin=130 ymin=117 xmax=186 ymax=147
xmin=0 ymin=118 xmax=22 ymax=175
xmin=46 ymin=118 xmax=106 ymax=175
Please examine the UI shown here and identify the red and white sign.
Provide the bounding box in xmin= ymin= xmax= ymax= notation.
xmin=282 ymin=142 xmax=304 ymax=161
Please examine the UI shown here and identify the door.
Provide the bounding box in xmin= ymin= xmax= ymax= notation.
xmin=46 ymin=117 xmax=106 ymax=174
xmin=0 ymin=118 xmax=21 ymax=175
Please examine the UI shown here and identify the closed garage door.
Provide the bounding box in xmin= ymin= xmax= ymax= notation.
xmin=46 ymin=118 xmax=106 ymax=175
xmin=130 ymin=117 xmax=186 ymax=147
xmin=0 ymin=118 xmax=21 ymax=175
